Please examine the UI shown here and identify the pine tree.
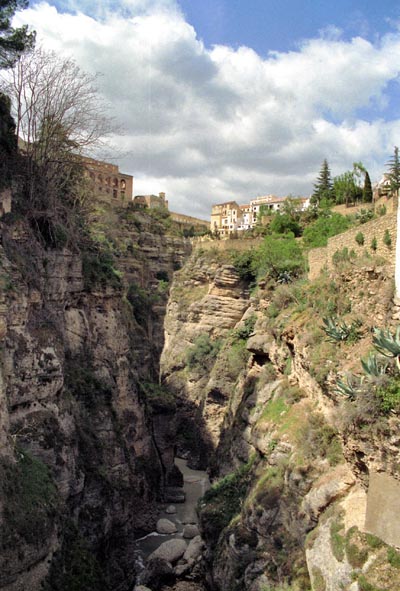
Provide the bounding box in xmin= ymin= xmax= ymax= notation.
xmin=363 ymin=170 xmax=373 ymax=203
xmin=386 ymin=146 xmax=400 ymax=196
xmin=0 ymin=0 xmax=35 ymax=68
xmin=311 ymin=159 xmax=334 ymax=205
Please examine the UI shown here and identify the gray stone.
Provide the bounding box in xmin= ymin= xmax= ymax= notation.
xmin=182 ymin=524 xmax=200 ymax=539
xmin=183 ymin=535 xmax=204 ymax=563
xmin=148 ymin=539 xmax=187 ymax=563
xmin=165 ymin=504 xmax=177 ymax=514
xmin=134 ymin=586 xmax=152 ymax=591
xmin=156 ymin=518 xmax=177 ymax=534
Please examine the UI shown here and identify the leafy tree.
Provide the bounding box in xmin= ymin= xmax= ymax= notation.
xmin=363 ymin=170 xmax=373 ymax=203
xmin=333 ymin=171 xmax=362 ymax=206
xmin=269 ymin=211 xmax=302 ymax=237
xmin=302 ymin=211 xmax=352 ymax=248
xmin=311 ymin=159 xmax=334 ymax=205
xmin=386 ymin=146 xmax=400 ymax=196
xmin=253 ymin=233 xmax=305 ymax=280
xmin=0 ymin=0 xmax=35 ymax=68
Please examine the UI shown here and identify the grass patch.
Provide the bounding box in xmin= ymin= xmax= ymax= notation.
xmin=330 ymin=517 xmax=345 ymax=562
xmin=387 ymin=547 xmax=400 ymax=569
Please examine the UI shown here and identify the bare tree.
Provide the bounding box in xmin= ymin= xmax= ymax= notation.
xmin=1 ymin=46 xmax=113 ymax=206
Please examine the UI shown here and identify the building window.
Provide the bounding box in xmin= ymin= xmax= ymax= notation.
xmin=113 ymin=189 xmax=118 ymax=199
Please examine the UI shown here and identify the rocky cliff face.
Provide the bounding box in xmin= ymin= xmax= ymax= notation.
xmin=0 ymin=206 xmax=191 ymax=591
xmin=160 ymin=247 xmax=400 ymax=591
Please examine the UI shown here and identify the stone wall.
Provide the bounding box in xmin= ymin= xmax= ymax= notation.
xmin=169 ymin=211 xmax=209 ymax=230
xmin=365 ymin=472 xmax=400 ymax=547
xmin=193 ymin=237 xmax=263 ymax=252
xmin=308 ymin=212 xmax=397 ymax=280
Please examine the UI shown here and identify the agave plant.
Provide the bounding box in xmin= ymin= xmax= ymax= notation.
xmin=322 ymin=316 xmax=362 ymax=343
xmin=336 ymin=374 xmax=363 ymax=401
xmin=372 ymin=326 xmax=400 ymax=370
xmin=322 ymin=316 xmax=350 ymax=342
xmin=361 ymin=353 xmax=389 ymax=377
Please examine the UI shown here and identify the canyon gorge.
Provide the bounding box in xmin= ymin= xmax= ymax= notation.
xmin=0 ymin=192 xmax=400 ymax=591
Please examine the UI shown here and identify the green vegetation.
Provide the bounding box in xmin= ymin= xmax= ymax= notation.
xmin=311 ymin=567 xmax=326 ymax=591
xmin=345 ymin=527 xmax=368 ymax=568
xmin=386 ymin=146 xmax=400 ymax=195
xmin=139 ymin=381 xmax=176 ymax=414
xmin=322 ymin=316 xmax=362 ymax=343
xmin=0 ymin=449 xmax=58 ymax=547
xmin=329 ymin=517 xmax=345 ymax=561
xmin=383 ymin=229 xmax=392 ymax=248
xmin=64 ymin=363 xmax=112 ymax=408
xmin=82 ymin=249 xmax=122 ymax=291
xmin=371 ymin=236 xmax=377 ymax=251
xmin=311 ymin=159 xmax=334 ymax=205
xmin=254 ymin=233 xmax=305 ymax=281
xmin=387 ymin=547 xmax=400 ymax=569
xmin=43 ymin=522 xmax=107 ymax=591
xmin=302 ymin=211 xmax=352 ymax=248
xmin=355 ymin=231 xmax=365 ymax=246
xmin=186 ymin=333 xmax=222 ymax=371
xmin=199 ymin=459 xmax=254 ymax=544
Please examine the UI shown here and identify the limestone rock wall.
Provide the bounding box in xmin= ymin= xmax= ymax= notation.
xmin=161 ymin=247 xmax=400 ymax=591
xmin=0 ymin=211 xmax=190 ymax=591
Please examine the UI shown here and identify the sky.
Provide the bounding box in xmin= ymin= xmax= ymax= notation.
xmin=9 ymin=0 xmax=400 ymax=218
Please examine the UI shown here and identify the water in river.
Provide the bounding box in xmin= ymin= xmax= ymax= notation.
xmin=133 ymin=458 xmax=210 ymax=566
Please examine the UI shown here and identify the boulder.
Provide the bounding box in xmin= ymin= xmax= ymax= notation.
xmin=140 ymin=557 xmax=173 ymax=589
xmin=182 ymin=524 xmax=200 ymax=539
xmin=183 ymin=536 xmax=204 ymax=563
xmin=156 ymin=518 xmax=177 ymax=534
xmin=165 ymin=505 xmax=177 ymax=514
xmin=148 ymin=539 xmax=187 ymax=563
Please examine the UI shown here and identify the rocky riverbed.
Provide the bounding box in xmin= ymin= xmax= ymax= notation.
xmin=133 ymin=459 xmax=209 ymax=590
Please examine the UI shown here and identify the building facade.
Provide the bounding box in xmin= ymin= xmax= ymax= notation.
xmin=83 ymin=157 xmax=133 ymax=206
xmin=211 ymin=195 xmax=310 ymax=236
xmin=210 ymin=201 xmax=241 ymax=236
xmin=133 ymin=192 xmax=169 ymax=209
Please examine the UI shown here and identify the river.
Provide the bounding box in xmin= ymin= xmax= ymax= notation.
xmin=133 ymin=458 xmax=210 ymax=569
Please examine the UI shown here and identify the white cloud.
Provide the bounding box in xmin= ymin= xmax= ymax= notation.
xmin=12 ymin=2 xmax=400 ymax=217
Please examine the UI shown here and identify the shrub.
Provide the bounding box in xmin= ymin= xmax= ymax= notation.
xmin=126 ymin=282 xmax=152 ymax=327
xmin=302 ymin=211 xmax=352 ymax=248
xmin=383 ymin=229 xmax=392 ymax=248
xmin=139 ymin=381 xmax=176 ymax=413
xmin=355 ymin=232 xmax=365 ymax=246
xmin=332 ymin=247 xmax=356 ymax=265
xmin=64 ymin=364 xmax=112 ymax=408
xmin=82 ymin=250 xmax=121 ymax=290
xmin=371 ymin=236 xmax=377 ymax=251
xmin=376 ymin=376 xmax=400 ymax=413
xmin=199 ymin=460 xmax=254 ymax=544
xmin=43 ymin=521 xmax=107 ymax=591
xmin=186 ymin=334 xmax=222 ymax=371
xmin=0 ymin=450 xmax=58 ymax=546
xmin=269 ymin=212 xmax=302 ymax=237
xmin=233 ymin=314 xmax=256 ymax=340
xmin=355 ymin=209 xmax=374 ymax=224
xmin=230 ymin=249 xmax=257 ymax=284
xmin=387 ymin=546 xmax=400 ymax=568
xmin=253 ymin=233 xmax=305 ymax=281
